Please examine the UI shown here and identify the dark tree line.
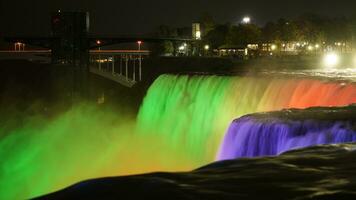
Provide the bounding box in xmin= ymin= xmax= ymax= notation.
xmin=201 ymin=13 xmax=356 ymax=48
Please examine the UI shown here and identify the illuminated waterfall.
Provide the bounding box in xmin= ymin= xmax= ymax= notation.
xmin=217 ymin=107 xmax=356 ymax=160
xmin=1 ymin=74 xmax=355 ymax=199
xmin=137 ymin=75 xmax=356 ymax=163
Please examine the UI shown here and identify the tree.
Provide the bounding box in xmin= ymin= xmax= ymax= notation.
xmin=162 ymin=41 xmax=174 ymax=55
xmin=226 ymin=24 xmax=261 ymax=45
xmin=203 ymin=24 xmax=230 ymax=49
xmin=199 ymin=12 xmax=216 ymax=37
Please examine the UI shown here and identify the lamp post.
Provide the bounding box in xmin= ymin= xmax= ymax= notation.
xmin=96 ymin=40 xmax=102 ymax=70
xmin=204 ymin=45 xmax=210 ymax=56
xmin=137 ymin=41 xmax=142 ymax=51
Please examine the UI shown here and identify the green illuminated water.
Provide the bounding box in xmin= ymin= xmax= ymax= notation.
xmin=137 ymin=75 xmax=269 ymax=163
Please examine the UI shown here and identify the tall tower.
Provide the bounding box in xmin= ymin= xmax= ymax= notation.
xmin=51 ymin=11 xmax=90 ymax=66
xmin=192 ymin=23 xmax=201 ymax=40
xmin=51 ymin=11 xmax=90 ymax=100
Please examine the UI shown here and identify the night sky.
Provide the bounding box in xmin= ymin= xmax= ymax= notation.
xmin=1 ymin=0 xmax=356 ymax=36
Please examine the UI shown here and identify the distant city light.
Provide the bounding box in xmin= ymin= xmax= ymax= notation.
xmin=271 ymin=44 xmax=277 ymax=51
xmin=204 ymin=45 xmax=210 ymax=50
xmin=137 ymin=41 xmax=142 ymax=50
xmin=195 ymin=31 xmax=201 ymax=39
xmin=323 ymin=53 xmax=339 ymax=68
xmin=307 ymin=46 xmax=314 ymax=51
xmin=179 ymin=45 xmax=185 ymax=50
xmin=242 ymin=16 xmax=251 ymax=24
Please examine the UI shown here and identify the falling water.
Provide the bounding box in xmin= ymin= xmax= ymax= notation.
xmin=217 ymin=107 xmax=356 ymax=160
xmin=137 ymin=75 xmax=356 ymax=163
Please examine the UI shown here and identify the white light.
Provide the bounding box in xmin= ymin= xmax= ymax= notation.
xmin=204 ymin=45 xmax=210 ymax=50
xmin=195 ymin=31 xmax=201 ymax=39
xmin=307 ymin=46 xmax=314 ymax=51
xmin=242 ymin=16 xmax=251 ymax=24
xmin=271 ymin=44 xmax=277 ymax=51
xmin=315 ymin=44 xmax=320 ymax=49
xmin=179 ymin=46 xmax=185 ymax=51
xmin=323 ymin=53 xmax=339 ymax=68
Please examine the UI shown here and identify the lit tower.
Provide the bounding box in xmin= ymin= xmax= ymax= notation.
xmin=192 ymin=23 xmax=201 ymax=40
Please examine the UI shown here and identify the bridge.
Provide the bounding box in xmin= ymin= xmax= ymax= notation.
xmin=1 ymin=11 xmax=196 ymax=89
xmin=0 ymin=49 xmax=152 ymax=87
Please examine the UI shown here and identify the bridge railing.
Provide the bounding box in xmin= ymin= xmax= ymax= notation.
xmin=89 ymin=50 xmax=149 ymax=87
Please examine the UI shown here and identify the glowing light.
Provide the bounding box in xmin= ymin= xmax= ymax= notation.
xmin=204 ymin=45 xmax=210 ymax=50
xmin=323 ymin=53 xmax=339 ymax=68
xmin=96 ymin=40 xmax=101 ymax=45
xmin=242 ymin=16 xmax=251 ymax=24
xmin=178 ymin=45 xmax=185 ymax=50
xmin=195 ymin=31 xmax=201 ymax=39
xmin=137 ymin=41 xmax=143 ymax=50
xmin=271 ymin=44 xmax=277 ymax=51
xmin=315 ymin=44 xmax=320 ymax=49
xmin=307 ymin=46 xmax=314 ymax=51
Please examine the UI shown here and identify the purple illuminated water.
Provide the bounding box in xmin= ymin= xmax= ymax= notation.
xmin=217 ymin=108 xmax=356 ymax=161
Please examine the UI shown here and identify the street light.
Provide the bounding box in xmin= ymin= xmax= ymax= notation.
xmin=204 ymin=45 xmax=210 ymax=50
xmin=137 ymin=41 xmax=142 ymax=51
xmin=323 ymin=52 xmax=339 ymax=68
xmin=242 ymin=16 xmax=251 ymax=24
xmin=96 ymin=40 xmax=102 ymax=51
xmin=271 ymin=44 xmax=277 ymax=51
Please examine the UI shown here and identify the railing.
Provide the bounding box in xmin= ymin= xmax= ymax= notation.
xmin=89 ymin=51 xmax=149 ymax=87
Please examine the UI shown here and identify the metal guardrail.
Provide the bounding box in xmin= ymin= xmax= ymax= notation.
xmin=89 ymin=67 xmax=136 ymax=88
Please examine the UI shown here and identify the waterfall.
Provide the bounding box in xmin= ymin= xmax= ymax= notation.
xmin=217 ymin=106 xmax=356 ymax=160
xmin=137 ymin=75 xmax=356 ymax=163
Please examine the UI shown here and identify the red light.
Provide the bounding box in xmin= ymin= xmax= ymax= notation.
xmin=96 ymin=40 xmax=101 ymax=45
